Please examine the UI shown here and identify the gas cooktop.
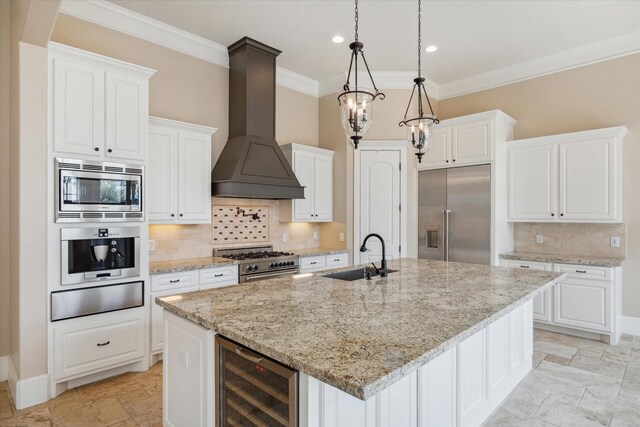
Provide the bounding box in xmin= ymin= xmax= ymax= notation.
xmin=213 ymin=245 xmax=300 ymax=282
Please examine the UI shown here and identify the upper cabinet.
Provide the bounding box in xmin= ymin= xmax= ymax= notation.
xmin=508 ymin=127 xmax=627 ymax=223
xmin=148 ymin=117 xmax=217 ymax=224
xmin=49 ymin=43 xmax=155 ymax=161
xmin=280 ymin=144 xmax=334 ymax=222
xmin=418 ymin=110 xmax=515 ymax=170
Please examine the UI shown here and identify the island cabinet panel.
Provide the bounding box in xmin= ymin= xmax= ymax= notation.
xmin=417 ymin=347 xmax=457 ymax=427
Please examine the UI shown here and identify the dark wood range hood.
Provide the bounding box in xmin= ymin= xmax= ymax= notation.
xmin=211 ymin=37 xmax=304 ymax=199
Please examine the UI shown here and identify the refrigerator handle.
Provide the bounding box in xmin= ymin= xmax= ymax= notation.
xmin=442 ymin=209 xmax=451 ymax=261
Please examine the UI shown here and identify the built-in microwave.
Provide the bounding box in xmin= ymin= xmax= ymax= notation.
xmin=55 ymin=158 xmax=144 ymax=223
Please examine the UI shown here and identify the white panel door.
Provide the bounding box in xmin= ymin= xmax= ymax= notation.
xmin=554 ymin=279 xmax=611 ymax=333
xmin=452 ymin=121 xmax=491 ymax=166
xmin=486 ymin=315 xmax=510 ymax=399
xmin=502 ymin=260 xmax=552 ymax=322
xmin=359 ymin=150 xmax=401 ymax=263
xmin=508 ymin=143 xmax=557 ymax=220
xmin=177 ymin=132 xmax=211 ymax=222
xmin=293 ymin=150 xmax=316 ymax=221
xmin=148 ymin=126 xmax=178 ymax=222
xmin=457 ymin=328 xmax=486 ymax=426
xmin=313 ymin=154 xmax=333 ymax=221
xmin=377 ymin=371 xmax=417 ymax=427
xmin=105 ymin=71 xmax=147 ymax=160
xmin=559 ymin=139 xmax=615 ymax=221
xmin=419 ymin=127 xmax=450 ymax=169
xmin=418 ymin=347 xmax=456 ymax=427
xmin=52 ymin=57 xmax=105 ymax=156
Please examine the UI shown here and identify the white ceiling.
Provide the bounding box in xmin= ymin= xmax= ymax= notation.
xmin=106 ymin=0 xmax=640 ymax=85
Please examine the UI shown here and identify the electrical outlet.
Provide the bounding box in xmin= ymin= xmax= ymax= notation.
xmin=313 ymin=231 xmax=318 ymax=240
xmin=177 ymin=348 xmax=189 ymax=368
xmin=339 ymin=232 xmax=345 ymax=242
xmin=535 ymin=235 xmax=544 ymax=244
xmin=149 ymin=240 xmax=156 ymax=251
xmin=611 ymin=236 xmax=620 ymax=248
xmin=282 ymin=233 xmax=288 ymax=242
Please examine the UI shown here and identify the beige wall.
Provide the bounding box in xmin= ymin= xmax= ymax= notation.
xmin=276 ymin=86 xmax=319 ymax=147
xmin=438 ymin=53 xmax=640 ymax=317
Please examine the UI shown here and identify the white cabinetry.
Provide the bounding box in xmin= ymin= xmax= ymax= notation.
xmin=49 ymin=42 xmax=155 ymax=161
xmin=150 ymin=266 xmax=238 ymax=354
xmin=280 ymin=144 xmax=334 ymax=222
xmin=501 ymin=260 xmax=552 ymax=322
xmin=299 ymin=252 xmax=349 ymax=273
xmin=148 ymin=117 xmax=217 ymax=224
xmin=507 ymin=126 xmax=627 ymax=223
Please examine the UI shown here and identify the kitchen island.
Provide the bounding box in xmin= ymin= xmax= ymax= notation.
xmin=157 ymin=258 xmax=563 ymax=427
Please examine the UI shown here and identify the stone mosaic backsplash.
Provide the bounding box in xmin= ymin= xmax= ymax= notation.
xmin=514 ymin=222 xmax=627 ymax=258
xmin=212 ymin=206 xmax=269 ymax=244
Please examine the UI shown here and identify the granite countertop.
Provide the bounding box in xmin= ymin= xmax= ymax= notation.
xmin=292 ymin=248 xmax=349 ymax=257
xmin=149 ymin=257 xmax=239 ymax=275
xmin=500 ymin=251 xmax=625 ymax=267
xmin=157 ymin=258 xmax=562 ymax=400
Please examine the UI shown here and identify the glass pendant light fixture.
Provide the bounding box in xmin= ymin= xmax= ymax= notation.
xmin=337 ymin=0 xmax=385 ymax=149
xmin=399 ymin=0 xmax=439 ymax=163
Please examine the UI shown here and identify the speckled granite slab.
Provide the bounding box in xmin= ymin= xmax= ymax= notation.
xmin=156 ymin=258 xmax=563 ymax=400
xmin=500 ymin=252 xmax=625 ymax=267
xmin=292 ymin=248 xmax=349 ymax=257
xmin=149 ymin=257 xmax=239 ymax=275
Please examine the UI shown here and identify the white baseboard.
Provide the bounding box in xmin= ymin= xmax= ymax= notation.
xmin=0 ymin=356 xmax=8 ymax=382
xmin=7 ymin=357 xmax=49 ymax=410
xmin=622 ymin=316 xmax=640 ymax=336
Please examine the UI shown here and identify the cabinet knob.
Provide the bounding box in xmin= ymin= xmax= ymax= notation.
xmin=452 ymin=159 xmax=456 ymax=162
xmin=94 ymin=147 xmax=99 ymax=152
xmin=171 ymin=214 xmax=175 ymax=217
xmin=179 ymin=213 xmax=183 ymax=217
xmin=560 ymin=213 xmax=564 ymax=217
xmin=446 ymin=160 xmax=449 ymax=163
xmin=551 ymin=213 xmax=555 ymax=217
xmin=107 ymin=148 xmax=112 ymax=153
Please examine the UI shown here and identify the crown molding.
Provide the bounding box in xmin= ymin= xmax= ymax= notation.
xmin=150 ymin=116 xmax=217 ymax=135
xmin=276 ymin=66 xmax=320 ymax=97
xmin=317 ymin=71 xmax=439 ymax=98
xmin=438 ymin=30 xmax=640 ymax=100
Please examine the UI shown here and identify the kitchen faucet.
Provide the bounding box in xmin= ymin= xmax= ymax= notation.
xmin=359 ymin=233 xmax=388 ymax=277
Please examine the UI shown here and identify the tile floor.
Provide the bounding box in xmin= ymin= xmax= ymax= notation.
xmin=0 ymin=330 xmax=638 ymax=426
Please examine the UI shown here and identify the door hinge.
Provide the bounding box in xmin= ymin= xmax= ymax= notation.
xmin=399 ymin=163 xmax=402 ymax=171
xmin=399 ymin=245 xmax=401 ymax=253
xmin=399 ymin=204 xmax=401 ymax=212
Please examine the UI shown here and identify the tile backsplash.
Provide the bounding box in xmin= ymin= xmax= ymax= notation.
xmin=514 ymin=222 xmax=627 ymax=257
xmin=149 ymin=197 xmax=320 ymax=262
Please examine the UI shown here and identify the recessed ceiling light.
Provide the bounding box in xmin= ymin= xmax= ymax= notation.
xmin=332 ymin=35 xmax=345 ymax=44
xmin=425 ymin=45 xmax=438 ymax=53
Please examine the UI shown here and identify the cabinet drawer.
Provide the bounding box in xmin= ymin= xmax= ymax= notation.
xmin=554 ymin=279 xmax=611 ymax=332
xmin=199 ymin=266 xmax=239 ymax=289
xmin=151 ymin=271 xmax=197 ymax=292
xmin=554 ymin=264 xmax=610 ymax=281
xmin=300 ymin=256 xmax=326 ymax=272
xmin=326 ymin=253 xmax=348 ymax=268
xmin=53 ymin=309 xmax=145 ymax=380
xmin=502 ymin=260 xmax=551 ymax=271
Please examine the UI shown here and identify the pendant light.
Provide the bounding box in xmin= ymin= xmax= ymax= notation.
xmin=399 ymin=0 xmax=439 ymax=163
xmin=337 ymin=0 xmax=385 ymax=149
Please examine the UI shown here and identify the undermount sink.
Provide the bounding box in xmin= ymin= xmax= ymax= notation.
xmin=322 ymin=266 xmax=398 ymax=281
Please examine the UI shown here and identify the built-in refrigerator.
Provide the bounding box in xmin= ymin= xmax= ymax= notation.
xmin=418 ymin=164 xmax=491 ymax=265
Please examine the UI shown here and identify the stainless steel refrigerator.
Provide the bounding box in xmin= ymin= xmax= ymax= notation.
xmin=418 ymin=164 xmax=491 ymax=265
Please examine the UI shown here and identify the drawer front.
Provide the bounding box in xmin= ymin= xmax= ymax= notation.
xmin=300 ymin=256 xmax=326 ymax=272
xmin=554 ymin=264 xmax=610 ymax=281
xmin=54 ymin=309 xmax=145 ymax=379
xmin=151 ymin=271 xmax=197 ymax=292
xmin=325 ymin=253 xmax=348 ymax=268
xmin=501 ymin=260 xmax=552 ymax=271
xmin=554 ymin=279 xmax=611 ymax=333
xmin=198 ymin=266 xmax=239 ymax=289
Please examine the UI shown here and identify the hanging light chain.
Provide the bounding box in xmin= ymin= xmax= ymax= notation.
xmin=354 ymin=0 xmax=359 ymax=42
xmin=417 ymin=0 xmax=421 ymax=78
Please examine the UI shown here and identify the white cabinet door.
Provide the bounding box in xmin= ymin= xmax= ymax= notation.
xmin=420 ymin=127 xmax=450 ymax=169
xmin=559 ymin=139 xmax=616 ymax=221
xmin=502 ymin=260 xmax=552 ymax=322
xmin=452 ymin=121 xmax=491 ymax=166
xmin=148 ymin=126 xmax=178 ymax=222
xmin=105 ymin=71 xmax=148 ymax=161
xmin=314 ymin=153 xmax=333 ymax=221
xmin=508 ymin=143 xmax=557 ymax=220
xmin=554 ymin=278 xmax=611 ymax=333
xmin=52 ymin=57 xmax=105 ymax=156
xmin=292 ymin=150 xmax=316 ymax=221
xmin=177 ymin=131 xmax=211 ymax=223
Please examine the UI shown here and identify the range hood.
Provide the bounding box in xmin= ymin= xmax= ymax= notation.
xmin=211 ymin=37 xmax=304 ymax=199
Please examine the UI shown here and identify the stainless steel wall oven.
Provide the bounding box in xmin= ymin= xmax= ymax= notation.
xmin=55 ymin=158 xmax=143 ymax=222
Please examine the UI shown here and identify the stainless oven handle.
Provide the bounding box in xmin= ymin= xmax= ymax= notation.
xmin=243 ymin=269 xmax=299 ymax=281
xmin=235 ymin=347 xmax=263 ymax=363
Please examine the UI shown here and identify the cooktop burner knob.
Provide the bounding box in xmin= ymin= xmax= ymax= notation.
xmin=252 ymin=265 xmax=258 ymax=271
xmin=246 ymin=265 xmax=253 ymax=272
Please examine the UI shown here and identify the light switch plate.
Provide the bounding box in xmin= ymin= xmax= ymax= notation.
xmin=149 ymin=240 xmax=156 ymax=251
xmin=177 ymin=348 xmax=189 ymax=368
xmin=282 ymin=233 xmax=288 ymax=242
xmin=313 ymin=232 xmax=318 ymax=240
xmin=339 ymin=233 xmax=345 ymax=242
xmin=536 ymin=235 xmax=544 ymax=244
xmin=611 ymin=236 xmax=620 ymax=247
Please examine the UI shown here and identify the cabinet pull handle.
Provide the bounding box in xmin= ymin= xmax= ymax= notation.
xmin=169 ymin=279 xmax=180 ymax=283
xmin=520 ymin=265 xmax=530 ymax=269
xmin=94 ymin=147 xmax=99 ymax=152
xmin=334 ymin=258 xmax=341 ymax=262
xmin=214 ymin=273 xmax=224 ymax=277
xmin=97 ymin=341 xmax=110 ymax=347
xmin=235 ymin=347 xmax=263 ymax=363
xmin=107 ymin=148 xmax=113 ymax=153
xmin=576 ymin=270 xmax=587 ymax=274
xmin=310 ymin=261 xmax=317 ymax=265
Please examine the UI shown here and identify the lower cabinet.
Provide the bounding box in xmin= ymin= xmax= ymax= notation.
xmin=500 ymin=259 xmax=621 ymax=344
xmin=299 ymin=252 xmax=349 ymax=273
xmin=53 ymin=307 xmax=146 ymax=380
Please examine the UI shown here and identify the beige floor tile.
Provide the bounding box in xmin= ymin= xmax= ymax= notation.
xmin=77 ymin=374 xmax=143 ymax=400
xmin=50 ymin=397 xmax=130 ymax=427
xmin=534 ymin=329 xmax=565 ymax=344
xmin=568 ymin=355 xmax=626 ymax=380
xmin=136 ymin=374 xmax=162 ymax=396
xmin=544 ymin=354 xmax=571 ymax=365
xmin=0 ymin=407 xmax=52 ymax=426
xmin=123 ymin=394 xmax=162 ymax=427
xmin=534 ymin=397 xmax=611 ymax=427
xmin=0 ymin=389 xmax=14 ymax=420
xmin=558 ymin=335 xmax=609 ymax=352
xmin=534 ymin=341 xmax=578 ymax=359
xmin=533 ymin=351 xmax=548 ymax=368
